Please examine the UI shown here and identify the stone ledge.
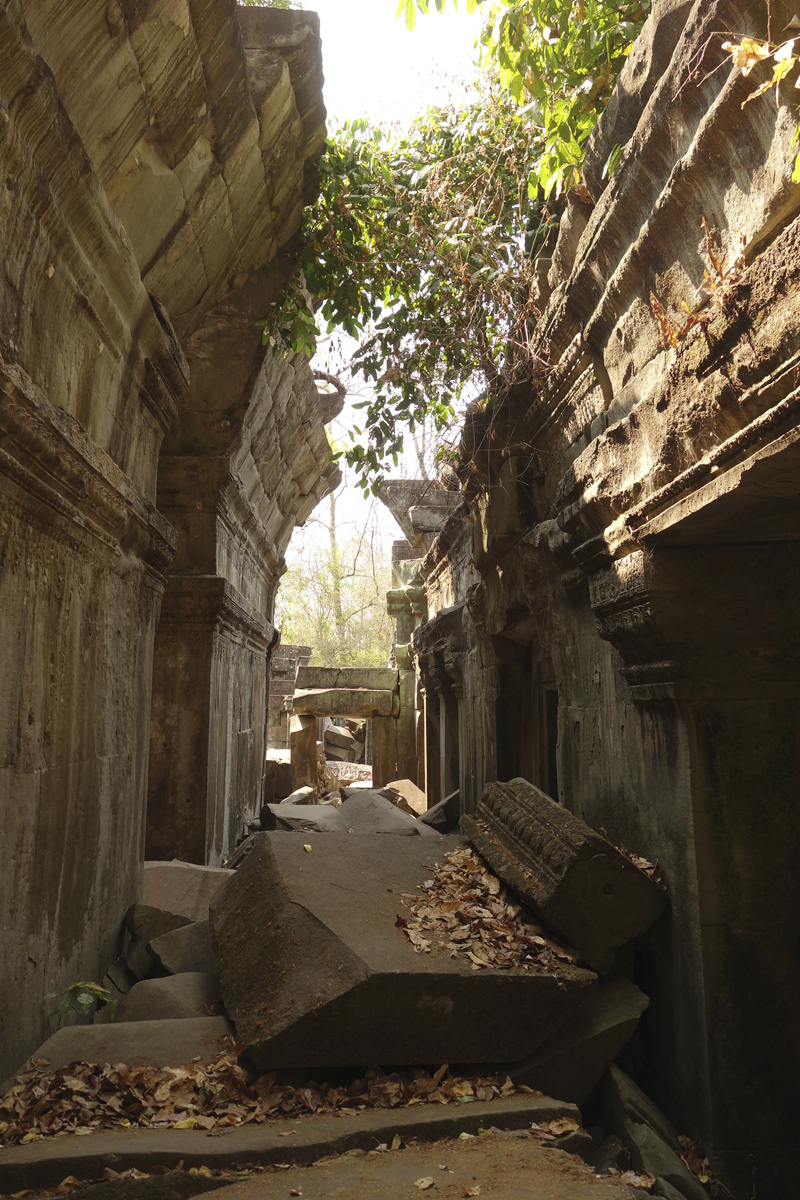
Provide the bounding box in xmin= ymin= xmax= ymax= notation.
xmin=158 ymin=576 xmax=272 ymax=649
xmin=0 ymin=355 xmax=176 ymax=574
xmin=0 ymin=1095 xmax=578 ymax=1193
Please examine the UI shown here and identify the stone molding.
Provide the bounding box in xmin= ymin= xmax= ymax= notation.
xmin=158 ymin=575 xmax=273 ymax=652
xmin=0 ymin=355 xmax=176 ymax=575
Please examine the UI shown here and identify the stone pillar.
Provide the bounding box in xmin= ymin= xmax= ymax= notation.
xmin=371 ymin=716 xmax=396 ymax=788
xmin=395 ymin=666 xmax=419 ymax=785
xmin=289 ymin=714 xmax=318 ymax=792
xmin=147 ymin=578 xmax=271 ymax=866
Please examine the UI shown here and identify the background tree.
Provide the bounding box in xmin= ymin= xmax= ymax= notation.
xmin=274 ymin=483 xmax=394 ymax=667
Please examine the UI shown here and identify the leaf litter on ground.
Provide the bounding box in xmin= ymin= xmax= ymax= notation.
xmin=395 ymin=846 xmax=578 ymax=971
xmin=0 ymin=1048 xmax=538 ymax=1148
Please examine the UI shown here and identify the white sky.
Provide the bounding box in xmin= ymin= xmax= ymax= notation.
xmin=285 ymin=1 xmax=484 ymax=563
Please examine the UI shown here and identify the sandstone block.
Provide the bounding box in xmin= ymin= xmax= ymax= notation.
xmin=289 ymin=714 xmax=317 ymax=792
xmin=143 ymin=861 xmax=234 ymax=923
xmin=604 ymin=1065 xmax=682 ymax=1154
xmin=125 ymin=906 xmax=193 ymax=981
xmin=294 ymin=687 xmax=397 ymax=719
xmin=94 ymin=974 xmax=223 ymax=1024
xmin=381 ymin=778 xmax=427 ymax=816
xmin=324 ymin=743 xmax=353 ymax=762
xmin=296 ymin=666 xmax=398 ymax=691
xmin=421 ymin=790 xmax=460 ymax=833
xmin=507 ymin=978 xmax=649 ymax=1105
xmin=264 ymin=753 xmax=293 ymax=802
xmin=20 ymin=1018 xmax=233 ymax=1076
xmin=280 ymin=785 xmax=317 ymax=805
xmin=339 ymin=791 xmax=439 ymax=837
xmin=325 ymin=726 xmax=356 ymax=751
xmin=261 ymin=802 xmax=346 ymax=833
xmin=460 ymin=779 xmax=668 ymax=972
xmin=148 ymin=921 xmax=216 ymax=976
xmin=210 ymin=833 xmax=596 ymax=1069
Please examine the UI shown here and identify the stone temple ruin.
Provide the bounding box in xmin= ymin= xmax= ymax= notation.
xmin=1 ymin=2 xmax=799 ymax=1199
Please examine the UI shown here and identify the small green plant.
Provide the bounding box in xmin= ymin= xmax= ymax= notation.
xmin=44 ymin=981 xmax=116 ymax=1026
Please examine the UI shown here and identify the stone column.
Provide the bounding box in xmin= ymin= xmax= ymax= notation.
xmin=289 ymin=714 xmax=318 ymax=792
xmin=147 ymin=578 xmax=271 ymax=866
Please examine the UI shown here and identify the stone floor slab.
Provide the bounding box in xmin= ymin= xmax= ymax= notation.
xmin=0 ymin=1095 xmax=580 ymax=1192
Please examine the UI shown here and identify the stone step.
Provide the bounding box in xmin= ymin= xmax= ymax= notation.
xmin=0 ymin=1094 xmax=579 ymax=1194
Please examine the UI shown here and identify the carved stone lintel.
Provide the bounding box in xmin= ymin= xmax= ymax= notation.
xmin=461 ymin=777 xmax=668 ymax=973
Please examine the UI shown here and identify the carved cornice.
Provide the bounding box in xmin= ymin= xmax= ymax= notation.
xmin=158 ymin=575 xmax=273 ymax=651
xmin=0 ymin=355 xmax=176 ymax=577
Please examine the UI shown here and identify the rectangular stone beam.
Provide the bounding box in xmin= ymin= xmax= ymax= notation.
xmin=293 ymin=688 xmax=398 ymax=719
xmin=296 ymin=666 xmax=398 ymax=691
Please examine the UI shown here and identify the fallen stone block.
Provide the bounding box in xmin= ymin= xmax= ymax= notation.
xmin=143 ymin=861 xmax=234 ymax=923
xmin=125 ymin=906 xmax=192 ymax=981
xmin=339 ymin=791 xmax=439 ymax=837
xmin=94 ymin=974 xmax=223 ymax=1024
xmin=148 ymin=920 xmax=216 ymax=976
xmin=323 ymin=742 xmax=353 ymax=762
xmin=325 ymin=726 xmax=356 ymax=751
xmin=264 ymin=752 xmax=293 ymax=801
xmin=421 ymin=789 xmax=460 ymax=833
xmin=460 ymin=778 xmax=668 ymax=972
xmin=210 ymin=832 xmax=596 ymax=1069
xmin=281 ymin=785 xmax=317 ymax=805
xmin=604 ymin=1067 xmax=707 ymax=1200
xmin=17 ymin=1017 xmax=233 ymax=1076
xmin=655 ymin=1179 xmax=693 ymax=1200
xmin=590 ymin=1134 xmax=630 ymax=1175
xmin=506 ymin=978 xmax=649 ymax=1105
xmin=381 ymin=778 xmax=427 ymax=816
xmin=320 ymin=790 xmax=343 ymax=807
xmin=604 ymin=1065 xmax=682 ymax=1153
xmin=261 ymin=802 xmax=346 ymax=833
xmin=294 ymin=687 xmax=398 ymax=719
xmin=104 ymin=959 xmax=137 ymax=996
xmin=625 ymin=1122 xmax=707 ymax=1200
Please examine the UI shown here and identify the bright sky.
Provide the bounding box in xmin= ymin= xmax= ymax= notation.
xmin=312 ymin=0 xmax=484 ymax=126
xmin=284 ymin=1 xmax=484 ymax=566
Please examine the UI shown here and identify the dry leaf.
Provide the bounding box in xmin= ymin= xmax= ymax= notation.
xmin=549 ymin=1117 xmax=579 ymax=1135
xmin=289 ymin=1190 xmax=302 ymax=1197
xmin=391 ymin=1134 xmax=402 ymax=1150
xmin=619 ymin=1171 xmax=656 ymax=1189
xmin=462 ymin=1188 xmax=481 ymax=1197
xmin=414 ymin=1178 xmax=436 ymax=1190
xmin=721 ymin=36 xmax=771 ymax=75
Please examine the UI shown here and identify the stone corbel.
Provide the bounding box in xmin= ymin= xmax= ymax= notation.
xmin=586 ymin=550 xmax=686 ymax=701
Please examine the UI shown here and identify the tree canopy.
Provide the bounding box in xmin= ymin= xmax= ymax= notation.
xmin=264 ymin=1 xmax=651 ymax=491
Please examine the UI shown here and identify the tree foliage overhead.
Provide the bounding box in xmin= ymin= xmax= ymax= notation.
xmin=267 ymin=85 xmax=552 ymax=492
xmin=263 ymin=1 xmax=651 ymax=491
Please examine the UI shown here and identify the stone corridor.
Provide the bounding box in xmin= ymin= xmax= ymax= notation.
xmin=1 ymin=2 xmax=799 ymax=1198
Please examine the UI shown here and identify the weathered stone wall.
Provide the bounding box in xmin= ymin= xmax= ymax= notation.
xmin=0 ymin=0 xmax=334 ymax=1079
xmin=415 ymin=1 xmax=800 ymax=1194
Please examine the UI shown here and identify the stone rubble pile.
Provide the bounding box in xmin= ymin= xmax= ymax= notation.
xmin=1 ymin=780 xmax=700 ymax=1197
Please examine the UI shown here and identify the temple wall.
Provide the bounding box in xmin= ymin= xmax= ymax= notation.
xmin=0 ymin=0 xmax=334 ymax=1079
xmin=414 ymin=2 xmax=800 ymax=1193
